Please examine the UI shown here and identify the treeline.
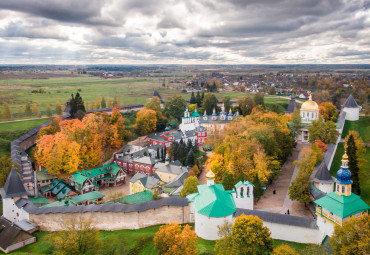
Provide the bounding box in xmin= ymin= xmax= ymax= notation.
xmin=0 ymin=101 xmax=63 ymax=120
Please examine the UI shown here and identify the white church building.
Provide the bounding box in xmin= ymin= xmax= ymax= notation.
xmin=342 ymin=94 xmax=361 ymax=121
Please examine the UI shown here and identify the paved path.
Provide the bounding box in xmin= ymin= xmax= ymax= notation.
xmin=0 ymin=116 xmax=51 ymax=124
xmin=255 ymin=142 xmax=312 ymax=217
xmin=198 ymin=151 xmax=212 ymax=185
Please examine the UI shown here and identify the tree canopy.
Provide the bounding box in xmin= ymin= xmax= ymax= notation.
xmin=319 ymin=102 xmax=338 ymax=122
xmin=180 ymin=176 xmax=199 ymax=197
xmin=69 ymin=92 xmax=86 ymax=119
xmin=154 ymin=223 xmax=197 ymax=255
xmin=134 ymin=109 xmax=157 ymax=136
xmin=202 ymin=93 xmax=218 ymax=115
xmin=330 ymin=214 xmax=370 ymax=255
xmin=164 ymin=95 xmax=187 ymax=121
xmin=215 ymin=214 xmax=273 ymax=255
xmin=308 ymin=117 xmax=339 ymax=144
xmin=34 ymin=107 xmax=129 ymax=177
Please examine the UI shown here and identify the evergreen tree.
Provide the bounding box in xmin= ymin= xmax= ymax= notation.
xmin=196 ymin=91 xmax=201 ymax=107
xmin=186 ymin=139 xmax=193 ymax=152
xmin=70 ymin=92 xmax=86 ymax=118
xmin=254 ymin=93 xmax=265 ymax=108
xmin=101 ymin=97 xmax=106 ymax=108
xmin=222 ymin=171 xmax=235 ymax=190
xmin=156 ymin=146 xmax=160 ymax=159
xmin=162 ymin=147 xmax=166 ymax=161
xmin=253 ymin=175 xmax=263 ymax=201
xmin=190 ymin=92 xmax=196 ymax=104
xmin=25 ymin=102 xmax=32 ymax=116
xmin=201 ymin=91 xmax=205 ymax=101
xmin=347 ymin=134 xmax=360 ymax=195
xmin=186 ymin=149 xmax=195 ymax=167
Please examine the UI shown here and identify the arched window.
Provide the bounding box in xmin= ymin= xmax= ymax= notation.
xmin=342 ymin=186 xmax=345 ymax=193
xmin=247 ymin=187 xmax=250 ymax=196
xmin=240 ymin=187 xmax=244 ymax=197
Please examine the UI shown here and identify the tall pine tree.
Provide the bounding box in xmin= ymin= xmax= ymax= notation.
xmin=347 ymin=134 xmax=360 ymax=195
xmin=190 ymin=92 xmax=196 ymax=104
xmin=196 ymin=91 xmax=201 ymax=107
xmin=70 ymin=92 xmax=86 ymax=118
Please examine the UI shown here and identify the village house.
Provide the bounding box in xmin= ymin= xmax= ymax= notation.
xmin=36 ymin=170 xmax=56 ymax=188
xmin=41 ymin=179 xmax=76 ymax=199
xmin=154 ymin=157 xmax=189 ymax=183
xmin=42 ymin=191 xmax=105 ymax=207
xmin=148 ymin=128 xmax=199 ymax=148
xmin=69 ymin=163 xmax=126 ymax=193
xmin=129 ymin=173 xmax=163 ymax=194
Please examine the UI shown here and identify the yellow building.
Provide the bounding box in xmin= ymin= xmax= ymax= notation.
xmin=129 ymin=173 xmax=162 ymax=194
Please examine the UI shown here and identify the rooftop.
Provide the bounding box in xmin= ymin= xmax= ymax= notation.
xmin=120 ymin=190 xmax=153 ymax=204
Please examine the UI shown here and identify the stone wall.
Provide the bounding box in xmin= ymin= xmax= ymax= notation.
xmin=29 ymin=204 xmax=191 ymax=231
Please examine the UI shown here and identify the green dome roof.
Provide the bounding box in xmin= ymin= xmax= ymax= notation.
xmin=188 ymin=184 xmax=236 ymax=217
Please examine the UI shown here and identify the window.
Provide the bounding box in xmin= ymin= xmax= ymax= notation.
xmin=337 ymin=185 xmax=339 ymax=192
xmin=342 ymin=186 xmax=345 ymax=193
xmin=247 ymin=187 xmax=250 ymax=196
xmin=240 ymin=187 xmax=244 ymax=197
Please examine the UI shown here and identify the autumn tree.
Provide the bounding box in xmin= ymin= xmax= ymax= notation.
xmin=237 ymin=96 xmax=255 ymax=116
xmin=223 ymin=96 xmax=232 ymax=113
xmin=55 ymin=101 xmax=63 ymax=115
xmin=289 ymin=108 xmax=302 ymax=140
xmin=145 ymin=96 xmax=162 ymax=112
xmin=269 ymin=87 xmax=276 ymax=95
xmin=25 ymin=102 xmax=32 ymax=116
xmin=202 ymin=93 xmax=218 ymax=115
xmin=180 ymin=176 xmax=199 ymax=197
xmin=101 ymin=97 xmax=106 ymax=108
xmin=315 ymin=140 xmax=327 ymax=152
xmin=2 ymin=103 xmax=12 ymax=120
xmin=254 ymin=93 xmax=265 ymax=107
xmin=0 ymin=156 xmax=12 ymax=187
xmin=145 ymin=97 xmax=167 ymax=131
xmin=164 ymin=95 xmax=187 ymax=121
xmin=188 ymin=103 xmax=197 ymax=114
xmin=272 ymin=244 xmax=298 ymax=255
xmin=51 ymin=217 xmax=101 ymax=255
xmin=32 ymin=104 xmax=41 ymax=117
xmin=319 ymin=102 xmax=338 ymax=122
xmin=154 ymin=223 xmax=197 ymax=255
xmin=308 ymin=117 xmax=339 ymax=144
xmin=134 ymin=109 xmax=157 ymax=136
xmin=330 ymin=214 xmax=370 ymax=255
xmin=46 ymin=103 xmax=52 ymax=117
xmin=289 ymin=144 xmax=323 ymax=204
xmin=214 ymin=214 xmax=273 ymax=255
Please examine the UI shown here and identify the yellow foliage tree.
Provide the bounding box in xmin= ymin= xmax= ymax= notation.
xmin=272 ymin=244 xmax=298 ymax=255
xmin=134 ymin=109 xmax=157 ymax=136
xmin=154 ymin=223 xmax=198 ymax=255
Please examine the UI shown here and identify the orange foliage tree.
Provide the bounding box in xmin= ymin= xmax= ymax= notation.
xmin=319 ymin=102 xmax=338 ymax=122
xmin=134 ymin=109 xmax=157 ymax=136
xmin=154 ymin=223 xmax=197 ymax=255
xmin=315 ymin=140 xmax=327 ymax=152
xmin=34 ymin=107 xmax=129 ymax=177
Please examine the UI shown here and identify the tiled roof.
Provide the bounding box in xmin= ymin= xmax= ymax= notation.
xmin=286 ymin=97 xmax=298 ymax=113
xmin=36 ymin=170 xmax=56 ymax=181
xmin=156 ymin=163 xmax=188 ymax=176
xmin=130 ymin=173 xmax=161 ymax=189
xmin=81 ymin=163 xmax=121 ymax=178
xmin=313 ymin=161 xmax=334 ymax=183
xmin=71 ymin=172 xmax=88 ymax=185
xmin=0 ymin=217 xmax=34 ymax=250
xmin=314 ymin=192 xmax=369 ymax=218
xmin=28 ymin=196 xmax=49 ymax=205
xmin=165 ymin=172 xmax=188 ymax=188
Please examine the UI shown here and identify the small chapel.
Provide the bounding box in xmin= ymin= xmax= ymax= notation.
xmin=314 ymin=151 xmax=369 ymax=236
xmin=297 ymin=95 xmax=319 ymax=143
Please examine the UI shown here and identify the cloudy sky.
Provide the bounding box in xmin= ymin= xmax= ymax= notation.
xmin=0 ymin=0 xmax=369 ymax=64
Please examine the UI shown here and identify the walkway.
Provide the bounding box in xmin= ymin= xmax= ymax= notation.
xmin=0 ymin=116 xmax=50 ymax=124
xmin=255 ymin=142 xmax=312 ymax=217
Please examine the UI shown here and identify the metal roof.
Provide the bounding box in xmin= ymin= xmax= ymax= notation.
xmin=235 ymin=208 xmax=318 ymax=229
xmin=342 ymin=95 xmax=360 ymax=108
xmin=313 ymin=161 xmax=334 ymax=183
xmin=22 ymin=197 xmax=188 ymax=214
xmin=2 ymin=169 xmax=28 ymax=198
xmin=0 ymin=217 xmax=33 ymax=250
xmin=286 ymin=97 xmax=298 ymax=113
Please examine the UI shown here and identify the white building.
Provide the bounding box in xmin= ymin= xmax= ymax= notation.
xmin=187 ymin=170 xmax=236 ymax=240
xmin=232 ymin=180 xmax=254 ymax=210
xmin=297 ymin=95 xmax=319 ymax=143
xmin=342 ymin=94 xmax=361 ymax=121
xmin=312 ymin=161 xmax=334 ymax=194
xmin=179 ymin=107 xmax=200 ymax=132
xmin=0 ymin=169 xmax=30 ymax=222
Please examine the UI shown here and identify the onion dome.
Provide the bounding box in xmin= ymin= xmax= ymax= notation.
xmin=335 ymin=152 xmax=353 ymax=185
xmin=301 ymin=95 xmax=318 ymax=111
xmin=228 ymin=109 xmax=233 ymax=116
xmin=212 ymin=108 xmax=217 ymax=116
xmin=206 ymin=169 xmax=215 ymax=179
xmin=165 ymin=126 xmax=170 ymax=132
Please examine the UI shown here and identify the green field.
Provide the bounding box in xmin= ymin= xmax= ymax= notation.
xmin=0 ymin=118 xmax=49 ymax=157
xmin=6 ymin=225 xmax=313 ymax=255
xmin=0 ymin=74 xmax=293 ymax=121
xmin=330 ymin=117 xmax=370 ymax=204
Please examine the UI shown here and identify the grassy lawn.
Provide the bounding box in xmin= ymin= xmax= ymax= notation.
xmin=341 ymin=117 xmax=370 ymax=143
xmin=0 ymin=118 xmax=49 ymax=157
xmin=7 ymin=225 xmax=314 ymax=255
xmin=330 ymin=117 xmax=370 ymax=204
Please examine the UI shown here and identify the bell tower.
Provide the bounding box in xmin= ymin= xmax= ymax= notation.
xmin=335 ymin=151 xmax=352 ymax=196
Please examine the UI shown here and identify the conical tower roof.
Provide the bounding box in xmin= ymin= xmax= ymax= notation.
xmin=286 ymin=96 xmax=298 ymax=113
xmin=342 ymin=95 xmax=360 ymax=108
xmin=313 ymin=161 xmax=333 ymax=183
xmin=2 ymin=168 xmax=28 ymax=198
xmin=152 ymin=90 xmax=164 ymax=103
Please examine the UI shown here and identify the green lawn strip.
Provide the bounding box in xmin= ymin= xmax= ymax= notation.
xmin=7 ymin=226 xmax=315 ymax=255
xmin=341 ymin=117 xmax=370 ymax=143
xmin=329 ymin=143 xmax=345 ymax=176
xmin=0 ymin=118 xmax=48 ymax=132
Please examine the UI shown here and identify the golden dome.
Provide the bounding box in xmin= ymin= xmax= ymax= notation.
xmin=206 ymin=169 xmax=215 ymax=179
xmin=342 ymin=151 xmax=348 ymax=161
xmin=301 ymin=97 xmax=318 ymax=111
